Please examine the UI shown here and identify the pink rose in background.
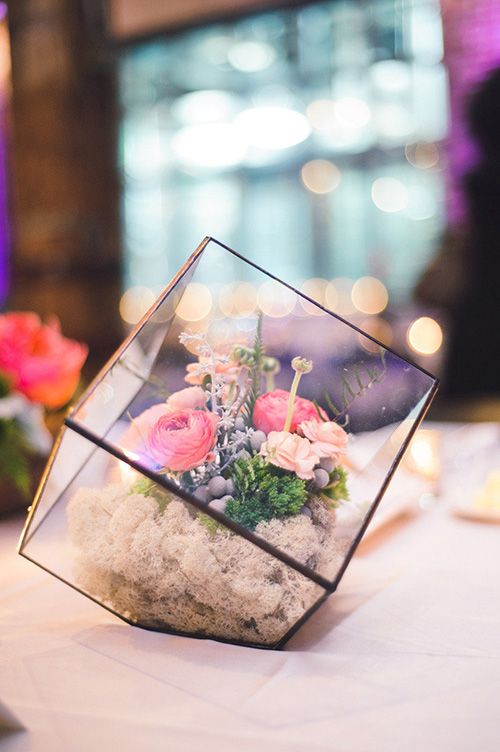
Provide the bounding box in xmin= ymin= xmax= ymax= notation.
xmin=253 ymin=389 xmax=327 ymax=434
xmin=0 ymin=312 xmax=87 ymax=409
xmin=166 ymin=385 xmax=206 ymax=412
xmin=300 ymin=420 xmax=349 ymax=463
xmin=260 ymin=430 xmax=318 ymax=480
xmin=185 ymin=357 xmax=240 ymax=386
xmin=147 ymin=408 xmax=218 ymax=472
xmin=119 ymin=403 xmax=171 ymax=455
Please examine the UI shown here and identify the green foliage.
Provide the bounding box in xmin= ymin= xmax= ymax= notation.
xmin=241 ymin=314 xmax=264 ymax=423
xmin=0 ymin=418 xmax=31 ymax=497
xmin=0 ymin=373 xmax=12 ymax=399
xmin=324 ymin=348 xmax=387 ymax=426
xmin=225 ymin=454 xmax=307 ymax=530
xmin=320 ymin=465 xmax=349 ymax=507
xmin=130 ymin=476 xmax=171 ymax=512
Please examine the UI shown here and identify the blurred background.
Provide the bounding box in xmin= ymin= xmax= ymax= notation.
xmin=3 ymin=0 xmax=500 ymax=419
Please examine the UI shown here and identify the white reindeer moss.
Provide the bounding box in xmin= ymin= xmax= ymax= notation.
xmin=67 ymin=484 xmax=346 ymax=645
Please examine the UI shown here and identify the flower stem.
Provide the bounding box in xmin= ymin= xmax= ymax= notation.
xmin=283 ymin=371 xmax=302 ymax=432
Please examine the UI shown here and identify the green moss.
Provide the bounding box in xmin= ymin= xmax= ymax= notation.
xmin=225 ymin=455 xmax=307 ymax=530
xmin=130 ymin=477 xmax=172 ymax=512
xmin=198 ymin=513 xmax=225 ymax=535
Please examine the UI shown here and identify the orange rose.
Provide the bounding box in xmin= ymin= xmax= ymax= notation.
xmin=0 ymin=312 xmax=87 ymax=409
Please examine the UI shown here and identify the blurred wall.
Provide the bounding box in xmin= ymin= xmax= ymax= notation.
xmin=7 ymin=0 xmax=122 ymax=363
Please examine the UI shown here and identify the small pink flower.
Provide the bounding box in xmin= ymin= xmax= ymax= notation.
xmin=146 ymin=408 xmax=218 ymax=472
xmin=185 ymin=357 xmax=241 ymax=386
xmin=260 ymin=430 xmax=318 ymax=480
xmin=253 ymin=389 xmax=327 ymax=434
xmin=166 ymin=386 xmax=206 ymax=412
xmin=0 ymin=312 xmax=87 ymax=409
xmin=299 ymin=420 xmax=348 ymax=463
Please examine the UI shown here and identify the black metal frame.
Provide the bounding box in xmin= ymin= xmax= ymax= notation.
xmin=18 ymin=236 xmax=438 ymax=649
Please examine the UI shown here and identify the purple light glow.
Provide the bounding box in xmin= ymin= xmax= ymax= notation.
xmin=444 ymin=0 xmax=500 ymax=224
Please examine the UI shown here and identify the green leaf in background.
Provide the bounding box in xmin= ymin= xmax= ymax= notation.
xmin=0 ymin=418 xmax=31 ymax=496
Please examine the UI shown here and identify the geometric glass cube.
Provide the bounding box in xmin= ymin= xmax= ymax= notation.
xmin=18 ymin=237 xmax=438 ymax=649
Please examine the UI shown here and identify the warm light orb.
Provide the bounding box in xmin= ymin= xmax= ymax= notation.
xmin=219 ymin=282 xmax=257 ymax=317
xmin=358 ymin=317 xmax=393 ymax=352
xmin=371 ymin=177 xmax=408 ymax=213
xmin=176 ymin=283 xmax=213 ymax=322
xmin=407 ymin=316 xmax=443 ymax=355
xmin=301 ymin=159 xmax=341 ymax=194
xmin=257 ymin=280 xmax=295 ymax=317
xmin=326 ymin=278 xmax=355 ymax=315
xmin=351 ymin=277 xmax=389 ymax=315
xmin=405 ymin=141 xmax=440 ymax=170
xmin=119 ymin=286 xmax=156 ymax=324
xmin=306 ymin=98 xmax=337 ymax=132
xmin=300 ymin=278 xmax=328 ymax=315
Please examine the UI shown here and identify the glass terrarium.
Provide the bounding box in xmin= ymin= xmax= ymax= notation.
xmin=18 ymin=238 xmax=438 ymax=649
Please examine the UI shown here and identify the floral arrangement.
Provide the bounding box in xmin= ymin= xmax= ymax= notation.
xmin=66 ymin=319 xmax=354 ymax=644
xmin=0 ymin=312 xmax=87 ymax=496
xmin=120 ymin=320 xmax=350 ymax=532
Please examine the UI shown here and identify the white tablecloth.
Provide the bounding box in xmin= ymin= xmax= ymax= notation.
xmin=1 ymin=423 xmax=500 ymax=752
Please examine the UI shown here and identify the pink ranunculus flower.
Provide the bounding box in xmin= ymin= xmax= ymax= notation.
xmin=260 ymin=430 xmax=318 ymax=480
xmin=0 ymin=312 xmax=87 ymax=409
xmin=253 ymin=388 xmax=327 ymax=435
xmin=166 ymin=385 xmax=206 ymax=412
xmin=146 ymin=408 xmax=218 ymax=472
xmin=299 ymin=420 xmax=349 ymax=463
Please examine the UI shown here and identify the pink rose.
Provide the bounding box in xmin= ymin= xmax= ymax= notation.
xmin=260 ymin=430 xmax=318 ymax=480
xmin=166 ymin=386 xmax=206 ymax=412
xmin=0 ymin=312 xmax=87 ymax=409
xmin=253 ymin=389 xmax=327 ymax=434
xmin=146 ymin=408 xmax=218 ymax=472
xmin=299 ymin=420 xmax=348 ymax=463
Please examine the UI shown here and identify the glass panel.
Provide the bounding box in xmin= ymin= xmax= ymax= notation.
xmin=66 ymin=238 xmax=437 ymax=587
xmin=20 ymin=429 xmax=325 ymax=648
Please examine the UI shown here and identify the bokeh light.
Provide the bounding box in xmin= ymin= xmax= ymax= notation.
xmin=335 ymin=97 xmax=371 ymax=128
xmin=119 ymin=286 xmax=156 ymax=324
xmin=299 ymin=278 xmax=329 ymax=315
xmin=407 ymin=316 xmax=443 ymax=355
xmin=172 ymin=123 xmax=246 ymax=169
xmin=301 ymin=159 xmax=341 ymax=194
xmin=219 ymin=282 xmax=257 ymax=317
xmin=257 ymin=280 xmax=296 ymax=317
xmin=325 ymin=278 xmax=355 ymax=315
xmin=306 ymin=98 xmax=337 ymax=132
xmin=371 ymin=177 xmax=408 ymax=213
xmin=227 ymin=40 xmax=276 ymax=72
xmin=176 ymin=283 xmax=213 ymax=322
xmin=351 ymin=277 xmax=389 ymax=315
xmin=235 ymin=106 xmax=311 ymax=150
xmin=358 ymin=316 xmax=393 ymax=352
xmin=405 ymin=141 xmax=440 ymax=170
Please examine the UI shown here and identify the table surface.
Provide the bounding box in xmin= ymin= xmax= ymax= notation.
xmin=1 ymin=422 xmax=500 ymax=752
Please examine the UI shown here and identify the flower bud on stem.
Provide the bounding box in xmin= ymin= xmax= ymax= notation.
xmin=283 ymin=357 xmax=313 ymax=432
